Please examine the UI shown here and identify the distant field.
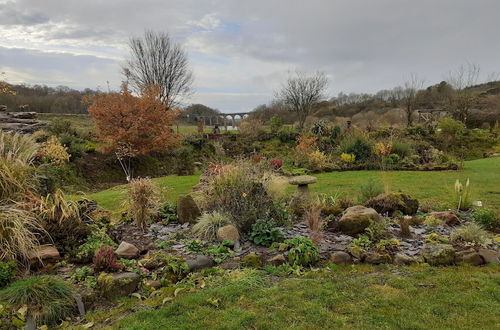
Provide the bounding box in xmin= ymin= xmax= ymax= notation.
xmin=85 ymin=157 xmax=500 ymax=215
xmin=37 ymin=113 xmax=226 ymax=134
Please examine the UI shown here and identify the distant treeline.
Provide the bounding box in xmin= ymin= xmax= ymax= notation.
xmin=0 ymin=84 xmax=98 ymax=114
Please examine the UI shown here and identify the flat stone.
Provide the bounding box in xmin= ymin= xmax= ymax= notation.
xmin=394 ymin=253 xmax=417 ymax=266
xmin=289 ymin=175 xmax=317 ymax=186
xmin=98 ymin=272 xmax=141 ymax=299
xmin=329 ymin=251 xmax=352 ymax=265
xmin=266 ymin=254 xmax=286 ymax=266
xmin=29 ymin=245 xmax=60 ymax=264
xmin=456 ymin=249 xmax=483 ymax=266
xmin=187 ymin=255 xmax=215 ymax=271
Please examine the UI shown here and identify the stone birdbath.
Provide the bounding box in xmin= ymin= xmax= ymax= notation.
xmin=289 ymin=175 xmax=317 ymax=201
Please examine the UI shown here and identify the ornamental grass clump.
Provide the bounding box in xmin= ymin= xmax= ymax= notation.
xmin=0 ymin=275 xmax=75 ymax=327
xmin=0 ymin=130 xmax=39 ymax=165
xmin=192 ymin=211 xmax=233 ymax=240
xmin=0 ymin=205 xmax=42 ymax=263
xmin=124 ymin=177 xmax=160 ymax=230
xmin=455 ymin=178 xmax=472 ymax=211
xmin=450 ymin=223 xmax=489 ymax=247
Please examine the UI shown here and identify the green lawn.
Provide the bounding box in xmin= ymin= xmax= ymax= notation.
xmin=86 ymin=157 xmax=500 ymax=214
xmin=91 ymin=265 xmax=500 ymax=329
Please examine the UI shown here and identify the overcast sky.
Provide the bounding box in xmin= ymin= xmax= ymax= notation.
xmin=1 ymin=0 xmax=499 ymax=112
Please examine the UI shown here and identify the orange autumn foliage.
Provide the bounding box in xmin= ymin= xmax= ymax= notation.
xmin=88 ymin=85 xmax=180 ymax=156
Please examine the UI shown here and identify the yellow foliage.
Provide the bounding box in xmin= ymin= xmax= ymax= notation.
xmin=41 ymin=136 xmax=70 ymax=165
xmin=373 ymin=142 xmax=392 ymax=157
xmin=308 ymin=150 xmax=329 ymax=171
xmin=340 ymin=153 xmax=356 ymax=163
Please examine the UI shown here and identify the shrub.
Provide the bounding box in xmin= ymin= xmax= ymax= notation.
xmin=269 ymin=158 xmax=283 ymax=169
xmin=277 ymin=129 xmax=298 ymax=143
xmin=0 ymin=275 xmax=74 ymax=326
xmin=0 ymin=261 xmax=17 ymax=288
xmin=438 ymin=117 xmax=466 ymax=137
xmin=391 ymin=141 xmax=412 ymax=158
xmin=249 ymin=220 xmax=284 ymax=247
xmin=450 ymin=223 xmax=489 ymax=246
xmin=269 ymin=115 xmax=283 ymax=133
xmin=40 ymin=136 xmax=70 ymax=165
xmin=340 ymin=152 xmax=356 ymax=163
xmin=192 ymin=211 xmax=233 ymax=240
xmin=310 ymin=120 xmax=329 ymax=136
xmin=358 ymin=178 xmax=384 ymax=203
xmin=339 ymin=133 xmax=372 ymax=161
xmin=47 ymin=118 xmax=76 ymax=136
xmin=200 ymin=160 xmax=277 ymax=232
xmin=174 ymin=146 xmax=195 ymax=176
xmin=93 ymin=246 xmax=122 ymax=272
xmin=285 ymin=237 xmax=320 ymax=267
xmin=124 ymin=178 xmax=160 ymax=230
xmin=472 ymin=209 xmax=499 ymax=231
xmin=307 ymin=150 xmax=330 ymax=172
xmin=159 ymin=203 xmax=178 ymax=223
xmin=0 ymin=206 xmax=42 ymax=263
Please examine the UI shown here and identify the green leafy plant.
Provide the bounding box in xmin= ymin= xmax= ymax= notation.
xmin=193 ymin=211 xmax=233 ymax=240
xmin=374 ymin=238 xmax=401 ymax=253
xmin=204 ymin=241 xmax=233 ymax=263
xmin=70 ymin=266 xmax=97 ymax=288
xmin=249 ymin=220 xmax=284 ymax=247
xmin=472 ymin=209 xmax=499 ymax=231
xmin=0 ymin=275 xmax=74 ymax=327
xmin=74 ymin=228 xmax=116 ymax=263
xmin=349 ymin=235 xmax=374 ymax=257
xmin=0 ymin=261 xmax=17 ymax=288
xmin=159 ymin=203 xmax=178 ymax=223
xmin=450 ymin=223 xmax=490 ymax=247
xmin=186 ymin=240 xmax=205 ymax=254
xmin=156 ymin=240 xmax=174 ymax=251
xmin=155 ymin=254 xmax=189 ymax=283
xmin=425 ymin=233 xmax=450 ymax=244
xmin=285 ymin=237 xmax=319 ymax=267
xmin=365 ymin=219 xmax=389 ymax=241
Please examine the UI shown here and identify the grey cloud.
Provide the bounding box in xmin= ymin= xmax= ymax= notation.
xmin=1 ymin=0 xmax=500 ymax=111
xmin=0 ymin=1 xmax=49 ymax=25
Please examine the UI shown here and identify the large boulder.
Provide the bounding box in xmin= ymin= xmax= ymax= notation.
xmin=478 ymin=249 xmax=500 ymax=264
xmin=429 ymin=211 xmax=460 ymax=226
xmin=366 ymin=192 xmax=419 ymax=216
xmin=97 ymin=272 xmax=141 ymax=299
xmin=456 ymin=249 xmax=483 ymax=266
xmin=177 ymin=195 xmax=201 ymax=224
xmin=421 ymin=244 xmax=456 ymax=266
xmin=217 ymin=225 xmax=240 ymax=243
xmin=335 ymin=205 xmax=381 ymax=236
xmin=115 ymin=241 xmax=140 ymax=259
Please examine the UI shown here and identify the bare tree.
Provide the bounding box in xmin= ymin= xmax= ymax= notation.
xmin=401 ymin=74 xmax=425 ymax=127
xmin=123 ymin=30 xmax=194 ymax=109
xmin=447 ymin=63 xmax=481 ymax=123
xmin=275 ymin=71 xmax=328 ymax=129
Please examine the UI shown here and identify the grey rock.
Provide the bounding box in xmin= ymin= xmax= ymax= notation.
xmin=177 ymin=195 xmax=201 ymax=224
xmin=421 ymin=244 xmax=456 ymax=266
xmin=336 ymin=206 xmax=381 ymax=236
xmin=394 ymin=253 xmax=417 ymax=265
xmin=98 ymin=272 xmax=141 ymax=299
xmin=187 ymin=255 xmax=215 ymax=271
